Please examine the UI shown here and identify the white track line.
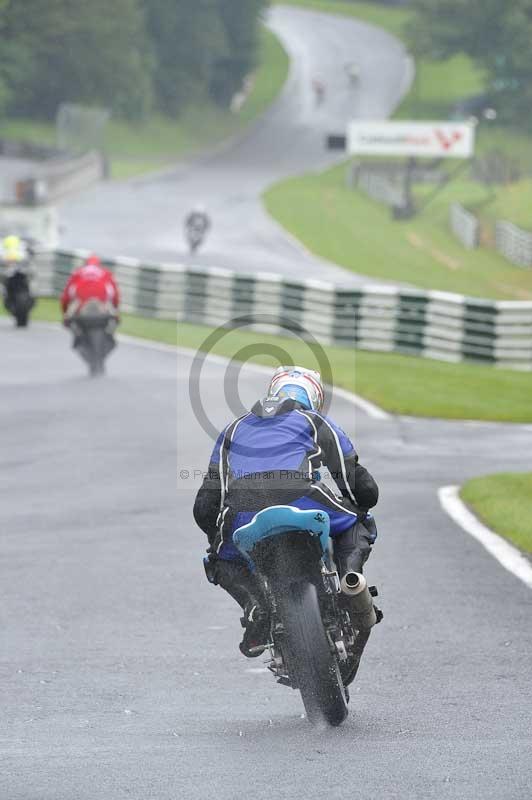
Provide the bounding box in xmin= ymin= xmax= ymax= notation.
xmin=117 ymin=333 xmax=390 ymax=421
xmin=438 ymin=486 xmax=532 ymax=590
xmin=334 ymin=385 xmax=390 ymax=421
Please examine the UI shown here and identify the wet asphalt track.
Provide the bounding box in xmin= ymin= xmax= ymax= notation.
xmin=2 ymin=4 xmax=532 ymax=798
xmin=2 ymin=322 xmax=532 ymax=799
xmin=58 ymin=5 xmax=412 ymax=284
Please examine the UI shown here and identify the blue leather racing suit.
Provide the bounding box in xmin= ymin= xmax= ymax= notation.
xmin=194 ymin=396 xmax=379 ymax=562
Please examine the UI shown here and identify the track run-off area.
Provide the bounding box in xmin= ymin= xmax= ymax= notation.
xmin=2 ymin=5 xmax=531 ymax=799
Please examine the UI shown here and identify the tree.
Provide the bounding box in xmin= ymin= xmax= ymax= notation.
xmin=144 ymin=0 xmax=228 ymax=116
xmin=144 ymin=0 xmax=269 ymax=114
xmin=0 ymin=0 xmax=153 ymax=120
xmin=0 ymin=0 xmax=270 ymax=122
xmin=409 ymin=0 xmax=532 ymax=128
xmin=210 ymin=0 xmax=269 ymax=105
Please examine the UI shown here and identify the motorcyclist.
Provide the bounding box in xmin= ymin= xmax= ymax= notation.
xmin=194 ymin=366 xmax=380 ymax=658
xmin=60 ymin=254 xmax=120 ymax=322
xmin=1 ymin=234 xmax=33 ymax=275
xmin=185 ymin=205 xmax=210 ymax=237
xmin=1 ymin=235 xmax=34 ymax=319
xmin=345 ymin=62 xmax=360 ymax=85
xmin=312 ymin=77 xmax=326 ymax=106
xmin=1 ymin=234 xmax=27 ymax=265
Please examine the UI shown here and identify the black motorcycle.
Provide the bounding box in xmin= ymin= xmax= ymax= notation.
xmin=209 ymin=505 xmax=379 ymax=726
xmin=2 ymin=261 xmax=35 ymax=327
xmin=185 ymin=213 xmax=210 ymax=254
xmin=68 ymin=299 xmax=117 ymax=377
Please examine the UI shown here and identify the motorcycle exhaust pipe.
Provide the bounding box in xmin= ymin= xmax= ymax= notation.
xmin=340 ymin=572 xmax=377 ymax=630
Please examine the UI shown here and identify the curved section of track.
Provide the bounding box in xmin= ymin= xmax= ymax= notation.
xmin=2 ymin=320 xmax=531 ymax=798
xmin=58 ymin=6 xmax=412 ymax=285
xmin=3 ymin=6 xmax=531 ymax=798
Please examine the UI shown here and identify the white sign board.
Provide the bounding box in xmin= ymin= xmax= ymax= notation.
xmin=348 ymin=121 xmax=475 ymax=158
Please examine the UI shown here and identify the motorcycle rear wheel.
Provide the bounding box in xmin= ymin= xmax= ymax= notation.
xmin=15 ymin=309 xmax=29 ymax=327
xmin=86 ymin=327 xmax=106 ymax=377
xmin=14 ymin=291 xmax=31 ymax=327
xmin=279 ymin=581 xmax=348 ymax=727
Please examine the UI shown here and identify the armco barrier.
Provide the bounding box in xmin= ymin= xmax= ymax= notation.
xmin=1 ymin=142 xmax=104 ymax=205
xmin=348 ymin=163 xmax=406 ymax=208
xmin=495 ymin=220 xmax=532 ymax=268
xmin=0 ymin=138 xmax=65 ymax=160
xmin=0 ymin=204 xmax=59 ymax=249
xmin=27 ymin=151 xmax=104 ymax=204
xmin=449 ymin=203 xmax=479 ymax=249
xmin=33 ymin=249 xmax=532 ymax=371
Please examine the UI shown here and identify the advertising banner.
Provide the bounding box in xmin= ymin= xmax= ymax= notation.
xmin=348 ymin=121 xmax=475 ymax=158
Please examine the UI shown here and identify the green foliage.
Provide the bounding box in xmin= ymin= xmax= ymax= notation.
xmin=409 ymin=0 xmax=532 ymax=128
xmin=211 ymin=0 xmax=268 ymax=105
xmin=144 ymin=0 xmax=269 ymax=114
xmin=144 ymin=0 xmax=227 ymax=115
xmin=0 ymin=0 xmax=152 ymax=120
xmin=0 ymin=0 xmax=269 ymax=122
xmin=395 ymin=54 xmax=485 ymax=120
xmin=0 ymin=28 xmax=289 ymax=178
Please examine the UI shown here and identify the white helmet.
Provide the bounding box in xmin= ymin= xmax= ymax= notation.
xmin=268 ymin=366 xmax=324 ymax=412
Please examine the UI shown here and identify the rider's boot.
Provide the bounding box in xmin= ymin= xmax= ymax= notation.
xmin=333 ymin=517 xmax=383 ymax=624
xmin=214 ymin=559 xmax=270 ymax=658
xmin=333 ymin=518 xmax=383 ymax=684
xmin=333 ymin=516 xmax=374 ymax=581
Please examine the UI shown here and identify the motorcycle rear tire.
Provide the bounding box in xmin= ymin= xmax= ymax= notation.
xmin=14 ymin=291 xmax=31 ymax=327
xmin=279 ymin=581 xmax=348 ymax=727
xmin=15 ymin=310 xmax=29 ymax=327
xmin=86 ymin=327 xmax=106 ymax=377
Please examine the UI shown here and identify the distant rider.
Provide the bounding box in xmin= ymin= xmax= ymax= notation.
xmin=344 ymin=62 xmax=360 ymax=85
xmin=2 ymin=234 xmax=26 ymax=265
xmin=1 ymin=234 xmax=32 ymax=275
xmin=60 ymin=254 xmax=120 ymax=322
xmin=312 ymin=77 xmax=326 ymax=106
xmin=1 ymin=234 xmax=34 ymax=313
xmin=185 ymin=205 xmax=211 ymax=252
xmin=194 ymin=366 xmax=380 ymax=657
xmin=186 ymin=205 xmax=210 ymax=233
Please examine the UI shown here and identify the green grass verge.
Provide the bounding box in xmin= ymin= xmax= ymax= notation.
xmin=269 ymin=1 xmax=532 ymax=287
xmin=472 ymin=177 xmax=532 ymax=233
xmin=264 ymin=164 xmax=532 ymax=299
xmin=0 ymin=118 xmax=57 ymax=147
xmin=11 ymin=298 xmax=532 ymax=422
xmin=0 ymin=27 xmax=289 ymax=180
xmin=461 ymin=473 xmax=532 ymax=553
xmin=237 ymin=28 xmax=291 ymax=127
xmin=396 ymin=54 xmax=485 ymax=121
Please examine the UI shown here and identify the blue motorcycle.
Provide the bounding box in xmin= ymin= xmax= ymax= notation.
xmin=232 ymin=505 xmax=377 ymax=726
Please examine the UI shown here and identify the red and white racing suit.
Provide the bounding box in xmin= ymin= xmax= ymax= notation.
xmin=61 ymin=264 xmax=120 ymax=318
